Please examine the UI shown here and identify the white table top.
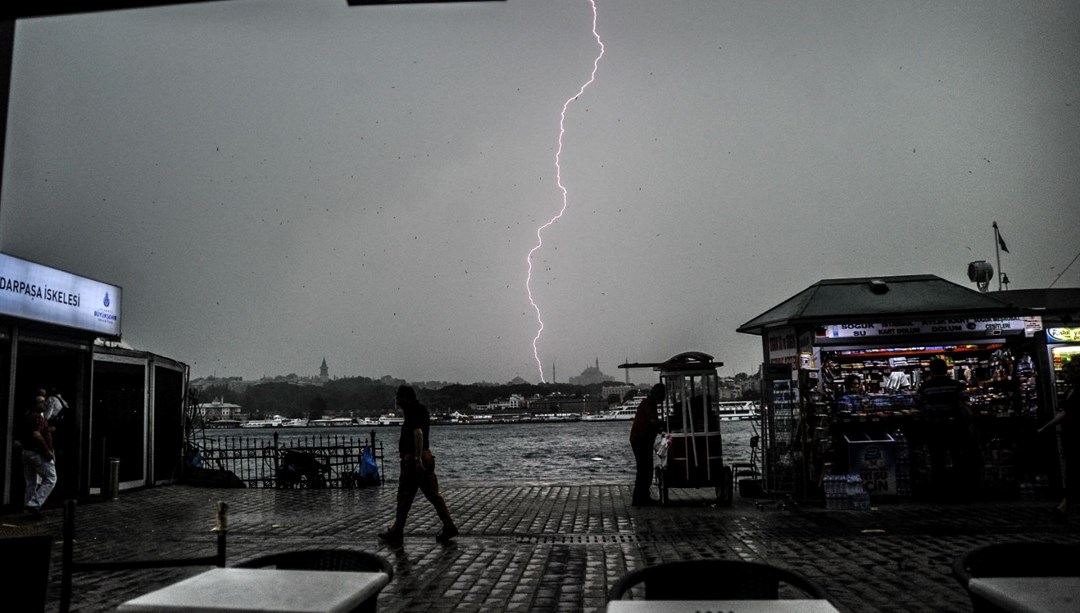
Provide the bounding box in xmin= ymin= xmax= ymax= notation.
xmin=606 ymin=600 xmax=841 ymax=613
xmin=117 ymin=567 xmax=391 ymax=613
xmin=967 ymin=576 xmax=1080 ymax=613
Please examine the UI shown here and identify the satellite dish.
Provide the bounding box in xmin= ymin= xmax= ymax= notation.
xmin=967 ymin=260 xmax=994 ymax=292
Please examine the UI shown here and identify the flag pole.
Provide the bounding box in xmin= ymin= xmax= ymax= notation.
xmin=993 ymin=221 xmax=1002 ymax=291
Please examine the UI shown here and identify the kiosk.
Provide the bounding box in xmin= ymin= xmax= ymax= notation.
xmin=738 ymin=274 xmax=1050 ymax=501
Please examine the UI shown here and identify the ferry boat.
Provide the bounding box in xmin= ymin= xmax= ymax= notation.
xmin=308 ymin=417 xmax=358 ymax=427
xmin=206 ymin=419 xmax=242 ymax=429
xmin=715 ymin=401 xmax=760 ymax=421
xmin=377 ymin=413 xmax=405 ymax=426
xmin=582 ymin=395 xmax=647 ymax=421
xmin=240 ymin=415 xmax=308 ymax=428
xmin=241 ymin=415 xmax=286 ymax=428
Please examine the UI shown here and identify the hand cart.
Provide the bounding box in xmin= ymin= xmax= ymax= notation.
xmin=621 ymin=352 xmax=733 ymax=506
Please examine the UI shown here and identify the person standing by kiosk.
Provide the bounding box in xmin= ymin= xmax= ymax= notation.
xmin=1038 ymin=359 xmax=1080 ymax=519
xmin=629 ymin=383 xmax=666 ymax=507
xmin=916 ymin=358 xmax=975 ymax=500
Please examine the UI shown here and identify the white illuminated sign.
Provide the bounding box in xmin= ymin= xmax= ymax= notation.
xmin=0 ymin=253 xmax=121 ymax=337
xmin=820 ymin=317 xmax=1035 ymax=340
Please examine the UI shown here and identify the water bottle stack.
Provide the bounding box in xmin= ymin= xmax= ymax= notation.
xmin=824 ymin=473 xmax=871 ymax=510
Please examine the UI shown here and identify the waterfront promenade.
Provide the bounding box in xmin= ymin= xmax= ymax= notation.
xmin=4 ymin=482 xmax=1079 ymax=612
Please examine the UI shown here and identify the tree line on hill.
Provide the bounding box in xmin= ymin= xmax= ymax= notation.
xmin=195 ymin=373 xmax=760 ymax=421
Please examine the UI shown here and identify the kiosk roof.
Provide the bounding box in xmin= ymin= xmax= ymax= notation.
xmin=737 ymin=274 xmax=1025 ymax=335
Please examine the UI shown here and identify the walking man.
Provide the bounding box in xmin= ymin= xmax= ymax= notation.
xmin=629 ymin=383 xmax=666 ymax=506
xmin=20 ymin=395 xmax=57 ymax=516
xmin=379 ymin=385 xmax=458 ymax=545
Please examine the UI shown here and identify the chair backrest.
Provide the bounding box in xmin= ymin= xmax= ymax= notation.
xmin=953 ymin=542 xmax=1080 ymax=586
xmin=607 ymin=559 xmax=830 ymax=602
xmin=234 ymin=548 xmax=394 ymax=580
xmin=0 ymin=533 xmax=53 ymax=613
xmin=60 ymin=499 xmax=227 ymax=613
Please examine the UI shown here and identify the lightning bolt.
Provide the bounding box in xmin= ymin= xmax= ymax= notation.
xmin=526 ymin=0 xmax=604 ymax=384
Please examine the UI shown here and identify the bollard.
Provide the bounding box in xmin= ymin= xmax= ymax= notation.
xmin=105 ymin=457 xmax=120 ymax=500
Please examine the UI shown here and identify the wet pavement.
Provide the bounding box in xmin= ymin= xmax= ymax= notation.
xmin=3 ymin=481 xmax=1079 ymax=612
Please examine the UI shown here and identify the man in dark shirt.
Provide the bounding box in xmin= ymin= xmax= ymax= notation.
xmin=629 ymin=383 xmax=666 ymax=507
xmin=21 ymin=395 xmax=56 ymax=516
xmin=916 ymin=358 xmax=974 ymax=500
xmin=379 ymin=385 xmax=457 ymax=545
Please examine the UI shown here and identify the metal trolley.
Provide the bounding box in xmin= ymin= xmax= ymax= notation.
xmin=621 ymin=352 xmax=734 ymax=506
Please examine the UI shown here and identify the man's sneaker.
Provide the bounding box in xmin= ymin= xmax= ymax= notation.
xmin=435 ymin=525 xmax=458 ymax=543
xmin=377 ymin=528 xmax=403 ymax=546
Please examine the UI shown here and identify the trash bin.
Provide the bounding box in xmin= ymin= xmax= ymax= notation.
xmin=104 ymin=457 xmax=120 ymax=500
xmin=0 ymin=534 xmax=53 ymax=612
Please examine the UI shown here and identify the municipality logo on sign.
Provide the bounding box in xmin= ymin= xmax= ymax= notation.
xmin=94 ymin=292 xmax=118 ymax=324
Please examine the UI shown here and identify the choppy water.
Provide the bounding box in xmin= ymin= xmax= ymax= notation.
xmin=201 ymin=420 xmax=760 ymax=485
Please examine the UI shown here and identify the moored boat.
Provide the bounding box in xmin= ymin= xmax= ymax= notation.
xmin=715 ymin=401 xmax=760 ymax=421
xmin=308 ymin=417 xmax=359 ymax=427
xmin=582 ymin=394 xmax=647 ymax=421
xmin=377 ymin=413 xmax=405 ymax=426
xmin=241 ymin=416 xmax=285 ymax=428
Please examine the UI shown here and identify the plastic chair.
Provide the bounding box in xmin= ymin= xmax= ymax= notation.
xmin=60 ymin=498 xmax=227 ymax=613
xmin=234 ymin=547 xmax=394 ymax=579
xmin=607 ymin=559 xmax=831 ymax=602
xmin=952 ymin=542 xmax=1080 ymax=612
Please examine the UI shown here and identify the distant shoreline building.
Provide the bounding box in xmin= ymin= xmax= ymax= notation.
xmin=191 ymin=358 xmax=331 ymax=391
xmin=194 ymin=398 xmax=244 ymax=422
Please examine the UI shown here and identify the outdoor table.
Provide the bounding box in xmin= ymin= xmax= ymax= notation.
xmin=606 ymin=600 xmax=841 ymax=613
xmin=966 ymin=576 xmax=1080 ymax=613
xmin=117 ymin=567 xmax=390 ymax=613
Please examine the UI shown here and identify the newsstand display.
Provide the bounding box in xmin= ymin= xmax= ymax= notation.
xmin=821 ymin=340 xmax=1042 ymax=500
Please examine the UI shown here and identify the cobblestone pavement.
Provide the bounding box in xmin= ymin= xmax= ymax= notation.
xmin=3 ymin=482 xmax=1079 ymax=612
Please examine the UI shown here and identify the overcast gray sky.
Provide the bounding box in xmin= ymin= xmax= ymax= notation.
xmin=2 ymin=0 xmax=1078 ymax=385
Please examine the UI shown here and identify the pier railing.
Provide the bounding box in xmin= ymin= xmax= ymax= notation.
xmin=190 ymin=430 xmax=385 ymax=489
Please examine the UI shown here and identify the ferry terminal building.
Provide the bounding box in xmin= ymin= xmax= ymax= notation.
xmin=1 ymin=253 xmax=187 ymax=510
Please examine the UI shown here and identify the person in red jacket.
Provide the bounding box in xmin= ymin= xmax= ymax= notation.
xmin=629 ymin=383 xmax=666 ymax=507
xmin=20 ymin=395 xmax=56 ymax=516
